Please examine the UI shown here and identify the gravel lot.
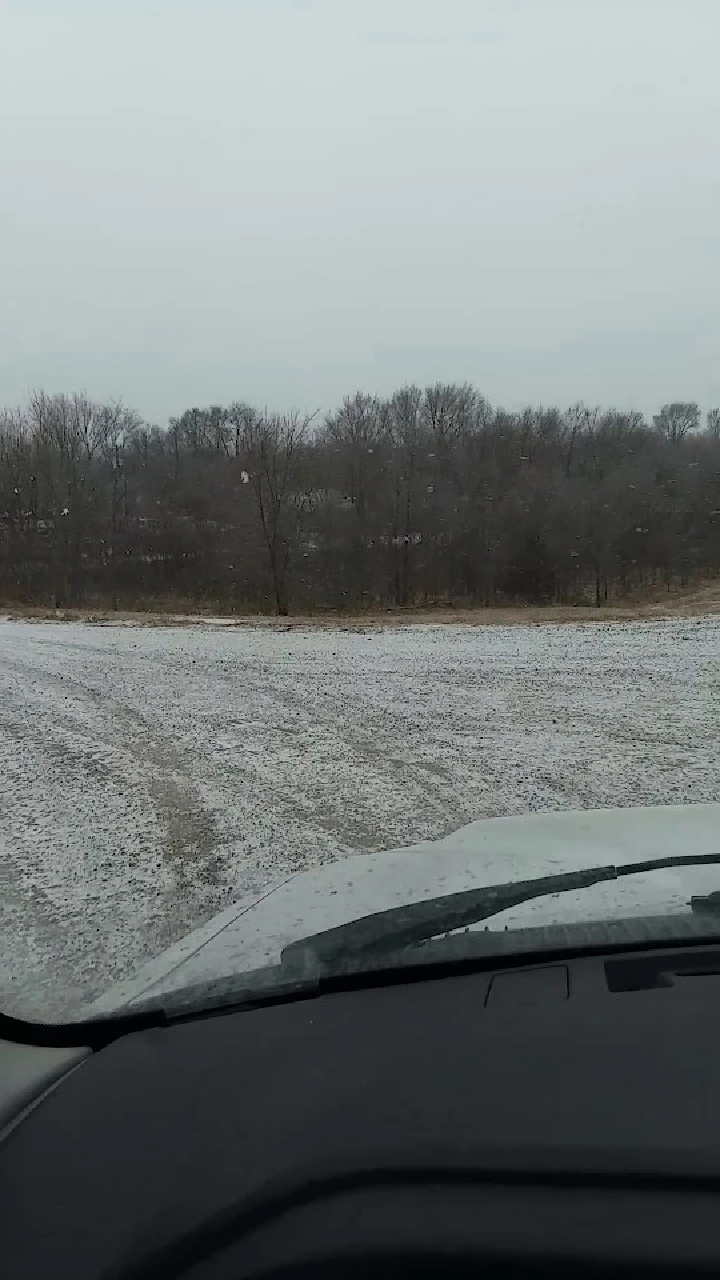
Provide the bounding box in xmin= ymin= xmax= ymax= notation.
xmin=1 ymin=615 xmax=719 ymax=1018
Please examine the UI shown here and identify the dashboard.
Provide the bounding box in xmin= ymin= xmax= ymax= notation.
xmin=3 ymin=944 xmax=720 ymax=1277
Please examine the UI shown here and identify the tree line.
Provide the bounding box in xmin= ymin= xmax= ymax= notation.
xmin=1 ymin=387 xmax=719 ymax=614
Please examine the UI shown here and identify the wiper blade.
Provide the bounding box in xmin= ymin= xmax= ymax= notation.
xmin=281 ymin=852 xmax=720 ymax=976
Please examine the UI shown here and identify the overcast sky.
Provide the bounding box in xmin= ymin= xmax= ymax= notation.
xmin=1 ymin=0 xmax=718 ymax=425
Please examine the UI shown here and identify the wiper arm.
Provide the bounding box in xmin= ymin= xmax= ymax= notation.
xmin=281 ymin=851 xmax=720 ymax=976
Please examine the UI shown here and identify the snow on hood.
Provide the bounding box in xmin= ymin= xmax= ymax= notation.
xmin=91 ymin=803 xmax=720 ymax=1013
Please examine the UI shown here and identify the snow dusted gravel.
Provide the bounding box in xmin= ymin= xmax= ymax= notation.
xmin=1 ymin=615 xmax=719 ymax=1019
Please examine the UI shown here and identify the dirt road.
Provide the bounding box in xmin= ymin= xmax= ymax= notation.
xmin=1 ymin=614 xmax=719 ymax=1019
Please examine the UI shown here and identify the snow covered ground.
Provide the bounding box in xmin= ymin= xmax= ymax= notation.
xmin=1 ymin=615 xmax=719 ymax=1020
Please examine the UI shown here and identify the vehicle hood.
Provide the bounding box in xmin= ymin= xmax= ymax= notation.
xmin=90 ymin=802 xmax=720 ymax=1013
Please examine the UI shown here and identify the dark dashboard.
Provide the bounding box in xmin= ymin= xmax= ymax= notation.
xmin=3 ymin=944 xmax=720 ymax=1278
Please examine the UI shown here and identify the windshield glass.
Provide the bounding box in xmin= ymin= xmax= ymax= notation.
xmin=1 ymin=1 xmax=719 ymax=1024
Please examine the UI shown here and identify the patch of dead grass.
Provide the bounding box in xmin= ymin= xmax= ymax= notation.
xmin=3 ymin=580 xmax=720 ymax=631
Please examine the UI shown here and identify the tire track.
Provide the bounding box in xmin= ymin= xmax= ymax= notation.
xmin=0 ymin=652 xmax=218 ymax=875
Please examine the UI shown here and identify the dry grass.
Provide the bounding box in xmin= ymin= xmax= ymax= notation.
xmin=3 ymin=580 xmax=720 ymax=630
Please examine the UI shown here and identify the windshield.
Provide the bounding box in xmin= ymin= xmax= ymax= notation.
xmin=1 ymin=1 xmax=720 ymax=1025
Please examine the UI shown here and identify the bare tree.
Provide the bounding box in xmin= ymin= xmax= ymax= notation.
xmin=324 ymin=393 xmax=384 ymax=604
xmin=653 ymin=402 xmax=700 ymax=444
xmin=386 ymin=386 xmax=422 ymax=607
xmin=241 ymin=411 xmax=313 ymax=615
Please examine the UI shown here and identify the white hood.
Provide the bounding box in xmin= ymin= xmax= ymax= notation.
xmin=91 ymin=803 xmax=720 ymax=1013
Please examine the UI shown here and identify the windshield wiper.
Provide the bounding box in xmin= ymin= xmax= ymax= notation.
xmin=280 ymin=852 xmax=720 ymax=977
xmin=131 ymin=851 xmax=720 ymax=1025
